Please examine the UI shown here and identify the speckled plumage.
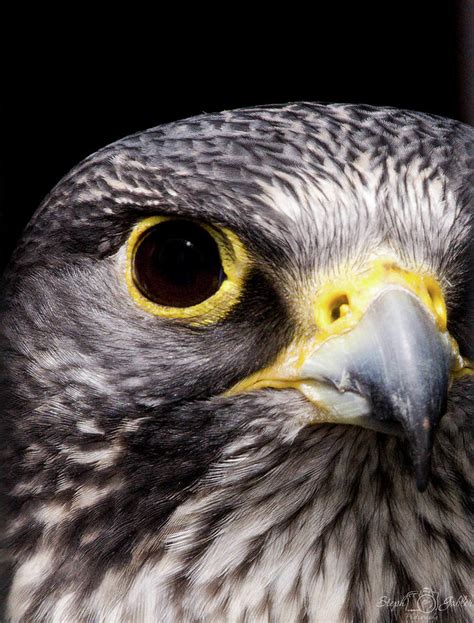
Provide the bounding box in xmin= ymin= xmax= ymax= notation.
xmin=0 ymin=103 xmax=473 ymax=622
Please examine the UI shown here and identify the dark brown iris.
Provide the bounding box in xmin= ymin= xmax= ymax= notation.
xmin=133 ymin=220 xmax=225 ymax=307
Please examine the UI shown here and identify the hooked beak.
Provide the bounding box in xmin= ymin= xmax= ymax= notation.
xmin=227 ymin=260 xmax=472 ymax=491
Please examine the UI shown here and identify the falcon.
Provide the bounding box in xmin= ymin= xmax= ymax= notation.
xmin=0 ymin=103 xmax=472 ymax=622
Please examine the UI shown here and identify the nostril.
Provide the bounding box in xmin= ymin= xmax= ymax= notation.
xmin=330 ymin=294 xmax=350 ymax=322
xmin=427 ymin=285 xmax=436 ymax=304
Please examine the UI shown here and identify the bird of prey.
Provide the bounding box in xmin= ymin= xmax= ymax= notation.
xmin=0 ymin=103 xmax=472 ymax=623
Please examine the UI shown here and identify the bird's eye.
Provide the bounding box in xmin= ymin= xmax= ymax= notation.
xmin=126 ymin=216 xmax=249 ymax=322
xmin=133 ymin=220 xmax=225 ymax=307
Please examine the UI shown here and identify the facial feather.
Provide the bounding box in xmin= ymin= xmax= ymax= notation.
xmin=1 ymin=103 xmax=472 ymax=622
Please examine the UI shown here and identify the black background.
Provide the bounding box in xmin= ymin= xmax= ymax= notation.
xmin=1 ymin=3 xmax=472 ymax=273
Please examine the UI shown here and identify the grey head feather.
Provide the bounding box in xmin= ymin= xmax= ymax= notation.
xmin=0 ymin=103 xmax=472 ymax=622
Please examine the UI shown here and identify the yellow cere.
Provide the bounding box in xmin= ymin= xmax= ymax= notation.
xmin=226 ymin=258 xmax=468 ymax=399
xmin=311 ymin=258 xmax=448 ymax=340
xmin=125 ymin=216 xmax=251 ymax=325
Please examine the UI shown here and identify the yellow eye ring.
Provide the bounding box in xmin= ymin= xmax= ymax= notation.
xmin=125 ymin=216 xmax=250 ymax=324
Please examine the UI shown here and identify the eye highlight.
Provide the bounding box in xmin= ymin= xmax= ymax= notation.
xmin=126 ymin=216 xmax=249 ymax=323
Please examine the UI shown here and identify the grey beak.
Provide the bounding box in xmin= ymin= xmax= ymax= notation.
xmin=302 ymin=288 xmax=454 ymax=491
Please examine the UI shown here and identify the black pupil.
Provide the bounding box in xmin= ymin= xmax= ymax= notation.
xmin=133 ymin=220 xmax=225 ymax=307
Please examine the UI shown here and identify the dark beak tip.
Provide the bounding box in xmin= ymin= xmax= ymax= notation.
xmin=396 ymin=407 xmax=439 ymax=493
xmin=412 ymin=448 xmax=434 ymax=493
xmin=415 ymin=472 xmax=429 ymax=493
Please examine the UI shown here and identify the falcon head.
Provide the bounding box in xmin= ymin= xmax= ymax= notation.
xmin=1 ymin=103 xmax=473 ymax=622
